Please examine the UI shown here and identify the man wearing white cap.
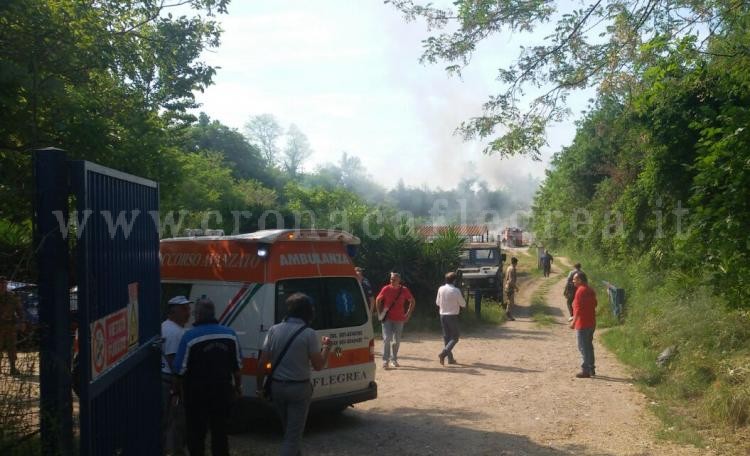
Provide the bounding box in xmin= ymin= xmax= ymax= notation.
xmin=162 ymin=295 xmax=192 ymax=455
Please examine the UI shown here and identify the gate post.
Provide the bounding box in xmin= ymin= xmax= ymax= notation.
xmin=33 ymin=148 xmax=73 ymax=455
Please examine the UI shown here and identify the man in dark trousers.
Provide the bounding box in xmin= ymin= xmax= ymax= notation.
xmin=541 ymin=250 xmax=554 ymax=277
xmin=569 ymin=271 xmax=598 ymax=378
xmin=173 ymin=298 xmax=242 ymax=456
xmin=436 ymin=272 xmax=466 ymax=365
xmin=503 ymin=257 xmax=519 ymax=321
xmin=563 ymin=263 xmax=583 ymax=321
xmin=161 ymin=295 xmax=192 ymax=455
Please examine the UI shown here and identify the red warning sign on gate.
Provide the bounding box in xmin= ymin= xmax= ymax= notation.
xmin=105 ymin=309 xmax=129 ymax=365
xmin=91 ymin=320 xmax=106 ymax=378
xmin=90 ymin=307 xmax=131 ymax=380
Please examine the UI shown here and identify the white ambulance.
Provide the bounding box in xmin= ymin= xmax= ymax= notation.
xmin=160 ymin=229 xmax=378 ymax=412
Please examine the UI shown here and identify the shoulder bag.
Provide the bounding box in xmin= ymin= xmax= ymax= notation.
xmin=378 ymin=287 xmax=404 ymax=322
xmin=262 ymin=324 xmax=308 ymax=399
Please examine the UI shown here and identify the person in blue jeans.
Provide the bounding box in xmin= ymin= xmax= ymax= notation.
xmin=376 ymin=272 xmax=415 ymax=369
xmin=569 ymin=272 xmax=598 ymax=378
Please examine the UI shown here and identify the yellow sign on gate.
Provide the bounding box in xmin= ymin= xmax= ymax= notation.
xmin=127 ymin=282 xmax=139 ymax=349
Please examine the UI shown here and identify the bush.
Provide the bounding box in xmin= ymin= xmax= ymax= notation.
xmin=701 ymin=381 xmax=750 ymax=428
xmin=588 ymin=254 xmax=750 ymax=444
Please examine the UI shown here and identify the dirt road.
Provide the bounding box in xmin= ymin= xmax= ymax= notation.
xmin=230 ymin=255 xmax=712 ymax=455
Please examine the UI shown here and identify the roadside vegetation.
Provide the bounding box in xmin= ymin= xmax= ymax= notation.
xmin=538 ymin=242 xmax=745 ymax=450
xmin=2 ymin=0 xmax=748 ymax=453
xmin=528 ymin=284 xmax=557 ymax=327
xmin=390 ymin=2 xmax=750 ymax=447
xmin=525 ymin=7 xmax=750 ymax=453
xmin=551 ymin=253 xmax=749 ymax=452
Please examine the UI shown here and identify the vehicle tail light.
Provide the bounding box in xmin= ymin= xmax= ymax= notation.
xmin=368 ymin=338 xmax=375 ymax=362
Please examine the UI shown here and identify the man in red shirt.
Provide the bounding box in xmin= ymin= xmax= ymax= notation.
xmin=569 ymin=271 xmax=597 ymax=378
xmin=376 ymin=272 xmax=415 ymax=370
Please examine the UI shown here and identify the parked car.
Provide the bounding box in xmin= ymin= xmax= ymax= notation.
xmin=6 ymin=282 xmax=38 ymax=345
xmin=6 ymin=282 xmax=79 ymax=347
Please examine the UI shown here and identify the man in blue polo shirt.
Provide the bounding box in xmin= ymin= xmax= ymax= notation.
xmin=173 ymin=297 xmax=242 ymax=456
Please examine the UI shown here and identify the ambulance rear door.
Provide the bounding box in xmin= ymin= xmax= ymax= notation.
xmin=274 ymin=276 xmax=370 ymax=399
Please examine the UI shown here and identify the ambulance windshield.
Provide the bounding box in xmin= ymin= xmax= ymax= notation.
xmin=275 ymin=277 xmax=368 ymax=329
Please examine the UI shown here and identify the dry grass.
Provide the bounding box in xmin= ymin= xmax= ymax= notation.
xmin=0 ymin=352 xmax=41 ymax=453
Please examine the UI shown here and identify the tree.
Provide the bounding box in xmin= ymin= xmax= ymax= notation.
xmin=0 ymin=0 xmax=226 ymax=153
xmin=169 ymin=151 xmax=277 ymax=233
xmin=0 ymin=0 xmax=228 ymax=222
xmin=183 ymin=113 xmax=273 ymax=186
xmin=530 ymin=11 xmax=750 ymax=306
xmin=0 ymin=0 xmax=228 ymax=279
xmin=388 ymin=0 xmax=748 ymax=159
xmin=244 ymin=113 xmax=282 ymax=166
xmin=282 ymin=124 xmax=312 ymax=178
xmin=338 ymin=152 xmax=366 ymax=188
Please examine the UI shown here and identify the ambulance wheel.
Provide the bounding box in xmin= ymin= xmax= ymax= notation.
xmin=327 ymin=404 xmax=351 ymax=415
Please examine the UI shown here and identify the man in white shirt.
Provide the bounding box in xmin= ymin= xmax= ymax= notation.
xmin=162 ymin=295 xmax=192 ymax=455
xmin=436 ymin=272 xmax=467 ymax=365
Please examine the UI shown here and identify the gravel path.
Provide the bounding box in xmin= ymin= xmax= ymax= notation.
xmin=229 ymin=256 xmax=712 ymax=455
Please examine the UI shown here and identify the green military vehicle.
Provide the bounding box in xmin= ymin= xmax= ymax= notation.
xmin=456 ymin=242 xmax=505 ymax=302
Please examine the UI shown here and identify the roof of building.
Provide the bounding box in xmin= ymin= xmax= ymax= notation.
xmin=416 ymin=225 xmax=489 ymax=238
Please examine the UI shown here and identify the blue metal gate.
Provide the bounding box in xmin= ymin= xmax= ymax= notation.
xmin=34 ymin=149 xmax=161 ymax=455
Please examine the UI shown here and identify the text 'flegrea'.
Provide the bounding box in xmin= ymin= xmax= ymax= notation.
xmin=312 ymin=371 xmax=367 ymax=387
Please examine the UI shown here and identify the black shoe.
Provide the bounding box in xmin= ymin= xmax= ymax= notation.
xmin=591 ymin=368 xmax=596 ymax=377
xmin=575 ymin=371 xmax=591 ymax=378
xmin=506 ymin=314 xmax=516 ymax=321
xmin=438 ymin=354 xmax=446 ymax=365
xmin=447 ymin=358 xmax=458 ymax=365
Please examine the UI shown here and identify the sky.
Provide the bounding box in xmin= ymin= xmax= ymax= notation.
xmin=192 ymin=1 xmax=591 ymax=193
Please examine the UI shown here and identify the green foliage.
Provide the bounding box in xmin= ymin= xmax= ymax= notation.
xmin=0 ymin=218 xmax=33 ymax=281
xmin=528 ymin=281 xmax=556 ymax=326
xmin=164 ymin=151 xmax=277 ymax=233
xmin=0 ymin=0 xmax=231 ymax=269
xmin=421 ymin=228 xmax=464 ymax=285
xmin=587 ymin=254 xmax=750 ymax=441
xmin=0 ymin=0 xmax=224 ymax=152
xmin=282 ymin=183 xmax=369 ymax=231
xmin=182 ymin=113 xmax=273 ymax=186
xmin=389 ymin=0 xmax=745 ymax=158
xmin=532 ymin=19 xmax=750 ymax=306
